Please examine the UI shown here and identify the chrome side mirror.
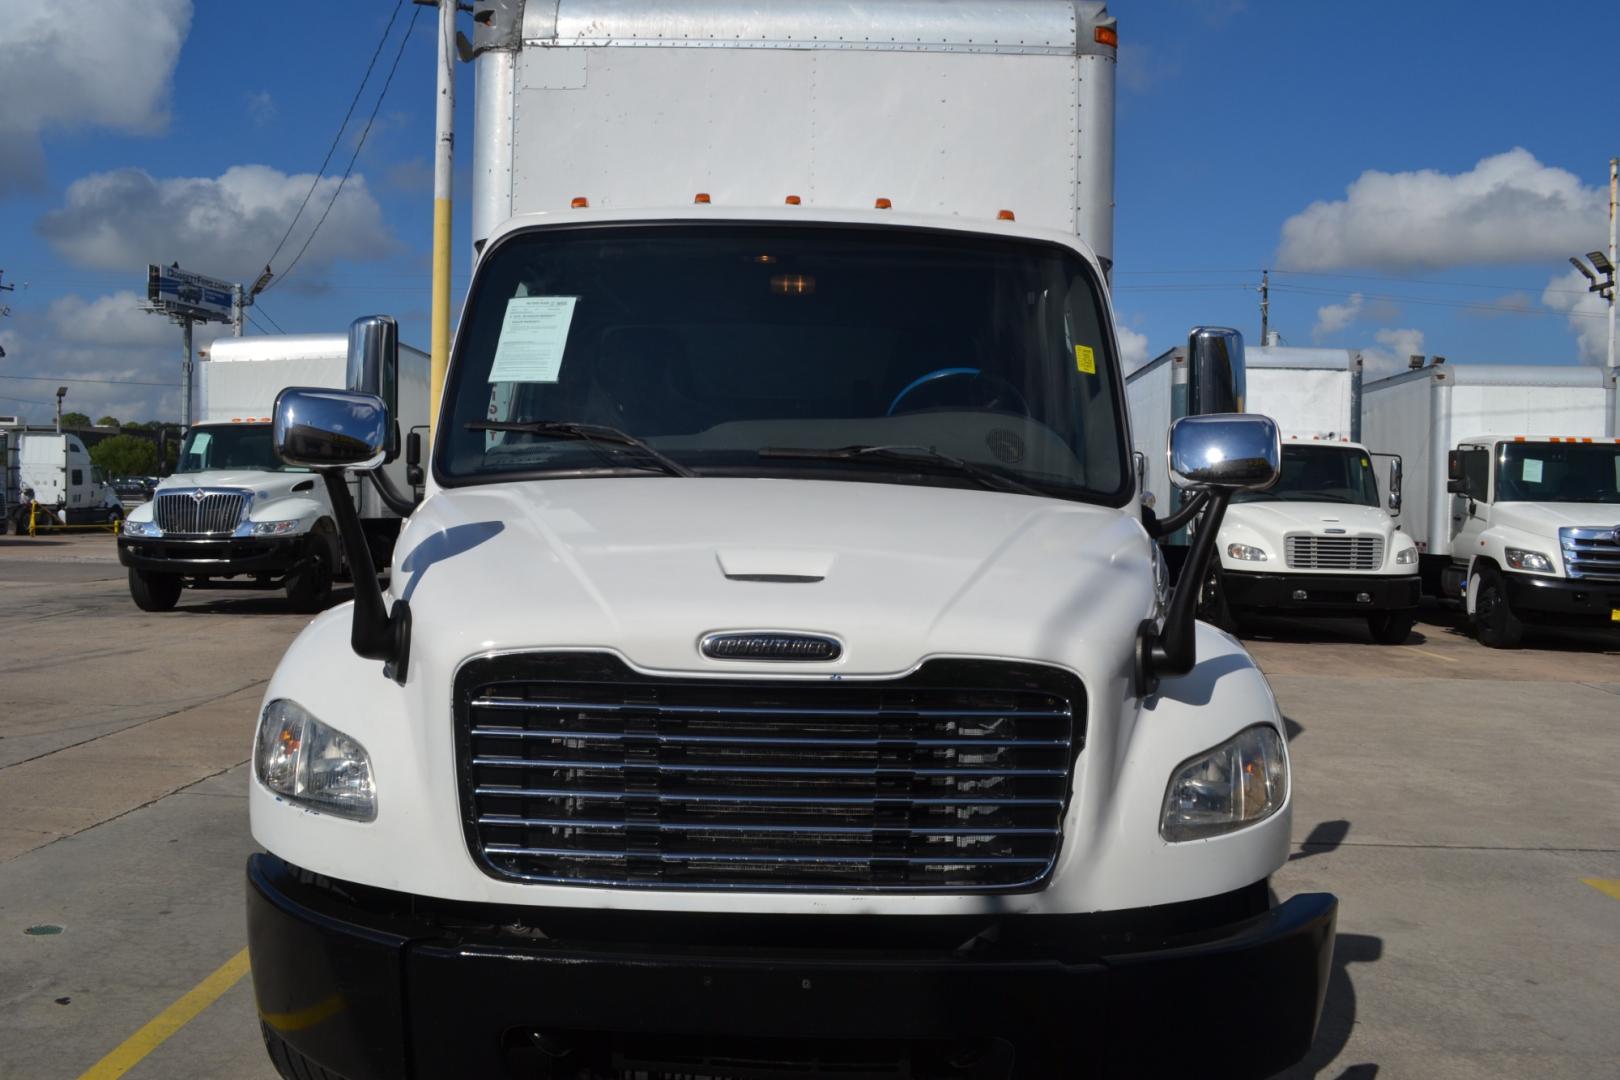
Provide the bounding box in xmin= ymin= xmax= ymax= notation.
xmin=1167 ymin=413 xmax=1280 ymax=492
xmin=1387 ymin=456 xmax=1403 ymax=516
xmin=274 ymin=388 xmax=388 ymax=471
xmin=1187 ymin=326 xmax=1247 ymax=416
xmin=347 ymin=315 xmax=400 ymax=460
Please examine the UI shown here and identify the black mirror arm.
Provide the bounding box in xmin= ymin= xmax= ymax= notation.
xmin=1136 ymin=489 xmax=1232 ymax=696
xmin=366 ymin=467 xmax=421 ymax=516
xmin=1146 ymin=490 xmax=1210 ymax=538
xmin=318 ymin=470 xmax=411 ymax=684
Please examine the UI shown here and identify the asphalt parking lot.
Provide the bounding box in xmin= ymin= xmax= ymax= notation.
xmin=1 ymin=534 xmax=1617 ymax=1080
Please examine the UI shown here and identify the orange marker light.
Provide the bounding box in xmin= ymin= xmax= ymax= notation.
xmin=997 ymin=209 xmax=1016 ymax=221
xmin=1095 ymin=26 xmax=1118 ymax=47
xmin=693 ymin=193 xmax=711 ymax=204
xmin=785 ymin=195 xmax=802 ymax=205
xmin=874 ymin=198 xmax=893 ymax=210
xmin=570 ymin=196 xmax=589 ymax=209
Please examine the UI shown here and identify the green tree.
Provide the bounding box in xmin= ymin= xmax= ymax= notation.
xmin=96 ymin=415 xmax=121 ymax=428
xmin=91 ymin=434 xmax=158 ymax=477
xmin=61 ymin=411 xmax=92 ymax=428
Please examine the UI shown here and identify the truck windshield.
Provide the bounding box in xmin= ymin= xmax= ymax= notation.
xmin=438 ymin=224 xmax=1130 ymax=504
xmin=1232 ymin=444 xmax=1379 ymax=507
xmin=174 ymin=425 xmax=307 ymax=474
xmin=1496 ymin=442 xmax=1620 ymax=503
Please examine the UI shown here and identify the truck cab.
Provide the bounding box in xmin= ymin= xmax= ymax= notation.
xmin=17 ymin=432 xmax=123 ymax=527
xmin=1448 ymin=436 xmax=1620 ymax=646
xmin=1213 ymin=437 xmax=1420 ymax=642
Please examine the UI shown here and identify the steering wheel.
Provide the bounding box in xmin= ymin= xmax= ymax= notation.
xmin=885 ymin=367 xmax=1032 ymax=418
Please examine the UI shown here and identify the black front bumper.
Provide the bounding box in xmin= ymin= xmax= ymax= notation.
xmin=1502 ymin=571 xmax=1620 ymax=628
xmin=247 ymin=854 xmax=1336 ymax=1080
xmin=1223 ymin=569 xmax=1420 ymax=617
xmin=116 ymin=534 xmax=307 ymax=579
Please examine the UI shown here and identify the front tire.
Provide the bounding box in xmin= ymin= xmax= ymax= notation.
xmin=1198 ymin=567 xmax=1244 ymax=635
xmin=1367 ymin=611 xmax=1416 ymax=645
xmin=129 ymin=569 xmax=182 ymax=612
xmin=1471 ymin=567 xmax=1524 ymax=649
xmin=285 ymin=532 xmax=335 ymax=614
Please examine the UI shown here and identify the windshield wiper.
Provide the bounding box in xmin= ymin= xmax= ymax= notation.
xmin=467 ymin=420 xmax=696 ymax=478
xmin=758 ymin=444 xmax=1045 ymax=497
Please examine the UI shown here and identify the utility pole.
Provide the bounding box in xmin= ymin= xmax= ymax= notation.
xmin=181 ymin=317 xmax=194 ymax=433
xmin=1259 ymin=269 xmax=1270 ymax=347
xmin=428 ymin=0 xmax=457 ymax=444
xmin=233 ymin=283 xmax=245 ymax=337
xmin=1608 ymin=157 xmax=1616 ymax=378
xmin=55 ymin=386 xmax=66 ymax=434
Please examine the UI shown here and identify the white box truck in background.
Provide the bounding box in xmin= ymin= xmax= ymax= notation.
xmin=0 ymin=427 xmax=123 ymax=532
xmin=1205 ymin=347 xmax=1418 ymax=643
xmin=117 ymin=333 xmax=428 ymax=612
xmin=244 ymin=5 xmax=1334 ymax=1078
xmin=1362 ymin=360 xmax=1619 ymax=647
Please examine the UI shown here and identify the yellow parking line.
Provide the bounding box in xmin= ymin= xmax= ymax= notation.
xmin=1584 ymin=879 xmax=1620 ymax=901
xmin=76 ymin=947 xmax=250 ymax=1080
xmin=1406 ymin=647 xmax=1459 ymax=664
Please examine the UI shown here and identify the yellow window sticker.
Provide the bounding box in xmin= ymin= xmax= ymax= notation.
xmin=1360 ymin=457 xmax=1370 ymax=467
xmin=1075 ymin=345 xmax=1096 ymax=375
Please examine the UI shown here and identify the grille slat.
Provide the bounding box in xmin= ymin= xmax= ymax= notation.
xmin=456 ymin=655 xmax=1084 ymax=893
xmin=1284 ymin=533 xmax=1384 ymax=571
xmin=1561 ymin=527 xmax=1620 ymax=583
xmin=154 ymin=489 xmax=247 ymax=536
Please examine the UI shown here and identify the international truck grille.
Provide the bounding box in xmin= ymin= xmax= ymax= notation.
xmin=455 ymin=654 xmax=1084 ymax=893
xmin=1284 ymin=534 xmax=1384 ymax=571
xmin=1560 ymin=527 xmax=1620 ymax=583
xmin=153 ymin=490 xmax=246 ymax=537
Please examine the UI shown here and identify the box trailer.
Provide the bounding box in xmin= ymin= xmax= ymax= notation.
xmin=1362 ymin=360 xmax=1619 ymax=646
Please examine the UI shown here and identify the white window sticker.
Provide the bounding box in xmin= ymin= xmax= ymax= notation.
xmin=488 ymin=296 xmax=579 ymax=384
xmin=1521 ymin=458 xmax=1543 ymax=483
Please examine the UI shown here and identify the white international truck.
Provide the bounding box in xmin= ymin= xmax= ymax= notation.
xmin=1130 ymin=346 xmax=1419 ymax=642
xmin=245 ymin=5 xmax=1335 ymax=1078
xmin=117 ymin=334 xmax=428 ymax=612
xmin=0 ymin=425 xmax=123 ymax=533
xmin=1363 ymin=360 xmax=1620 ymax=647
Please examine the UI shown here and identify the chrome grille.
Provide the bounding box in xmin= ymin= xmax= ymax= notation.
xmin=153 ymin=489 xmax=246 ymax=536
xmin=1560 ymin=526 xmax=1620 ymax=583
xmin=1284 ymin=533 xmax=1384 ymax=571
xmin=456 ymin=654 xmax=1083 ymax=893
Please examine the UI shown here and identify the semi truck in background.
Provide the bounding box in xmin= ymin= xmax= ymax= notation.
xmin=117 ymin=334 xmax=428 ymax=612
xmin=1129 ymin=346 xmax=1418 ymax=642
xmin=245 ymin=5 xmax=1335 ymax=1078
xmin=0 ymin=425 xmax=123 ymax=533
xmin=1363 ymin=360 xmax=1619 ymax=647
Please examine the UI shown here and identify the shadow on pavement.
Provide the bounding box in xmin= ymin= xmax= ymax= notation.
xmin=1290 ymin=819 xmax=1350 ymax=862
xmin=1240 ymin=616 xmax=1429 ymax=648
xmin=1419 ymin=598 xmax=1618 ymax=654
xmin=172 ymin=583 xmax=357 ymax=616
xmin=1277 ymin=933 xmax=1384 ymax=1079
xmin=0 ymin=537 xmax=69 ymax=547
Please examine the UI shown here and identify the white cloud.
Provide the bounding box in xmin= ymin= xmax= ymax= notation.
xmin=48 ymin=291 xmax=174 ymax=347
xmin=0 ymin=0 xmax=190 ymax=196
xmin=36 ymin=165 xmax=399 ymax=284
xmin=1116 ymin=324 xmax=1150 ymax=371
xmin=1277 ymin=149 xmax=1608 ymax=270
xmin=1359 ymin=327 xmax=1427 ymax=381
xmin=1312 ymin=293 xmax=1364 ymax=341
xmin=247 ymin=91 xmax=278 ymax=127
xmin=1541 ymin=269 xmax=1612 ymax=366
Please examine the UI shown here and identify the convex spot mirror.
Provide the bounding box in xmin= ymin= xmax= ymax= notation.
xmin=274 ymin=388 xmax=389 ymax=471
xmin=1167 ymin=413 xmax=1281 ymax=492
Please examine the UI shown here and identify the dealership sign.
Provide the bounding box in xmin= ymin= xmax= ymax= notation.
xmin=146 ymin=264 xmax=235 ymax=323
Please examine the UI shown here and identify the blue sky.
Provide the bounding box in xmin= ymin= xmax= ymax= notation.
xmin=2 ymin=0 xmax=1616 ymax=423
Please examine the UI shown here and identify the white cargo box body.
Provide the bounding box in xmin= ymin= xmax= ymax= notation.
xmin=1244 ymin=347 xmax=1362 ymax=442
xmin=1125 ymin=347 xmax=1178 ymax=508
xmin=1361 ymin=363 xmax=1617 ymax=556
xmin=472 ymin=0 xmax=1116 ymax=261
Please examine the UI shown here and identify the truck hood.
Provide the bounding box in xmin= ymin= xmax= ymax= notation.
xmin=1492 ymin=502 xmax=1620 ymax=538
xmin=155 ymin=470 xmax=318 ymax=498
xmin=392 ymin=478 xmax=1154 ymax=676
xmin=1222 ymin=500 xmax=1393 ymax=536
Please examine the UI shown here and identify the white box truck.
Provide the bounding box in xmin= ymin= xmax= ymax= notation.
xmin=1130 ymin=346 xmax=1420 ymax=642
xmin=1362 ymin=360 xmax=1619 ymax=647
xmin=0 ymin=427 xmax=123 ymax=532
xmin=117 ymin=334 xmax=428 ymax=612
xmin=245 ymin=5 xmax=1334 ymax=1078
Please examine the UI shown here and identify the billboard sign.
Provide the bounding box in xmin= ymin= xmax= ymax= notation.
xmin=147 ymin=264 xmax=235 ymax=323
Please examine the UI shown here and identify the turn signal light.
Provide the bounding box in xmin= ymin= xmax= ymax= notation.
xmin=1095 ymin=26 xmax=1118 ymax=47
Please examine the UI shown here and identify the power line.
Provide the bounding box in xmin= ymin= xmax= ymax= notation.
xmin=0 ymin=373 xmax=182 ymax=388
xmin=252 ymin=302 xmax=287 ymax=334
xmin=1268 ymin=282 xmax=1608 ymax=320
xmin=262 ymin=0 xmax=407 ymax=277
xmin=244 ymin=312 xmax=275 ymax=335
xmin=267 ymin=4 xmax=424 ymax=292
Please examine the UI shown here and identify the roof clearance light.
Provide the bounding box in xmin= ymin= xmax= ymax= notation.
xmin=1095 ymin=26 xmax=1119 ymax=47
xmin=771 ymin=274 xmax=816 ymax=297
xmin=694 ymin=193 xmax=711 ymax=204
xmin=785 ymin=195 xmax=802 ymax=205
xmin=874 ymin=198 xmax=893 ymax=210
xmin=997 ymin=209 xmax=1016 ymax=221
xmin=570 ymin=196 xmax=589 ymax=209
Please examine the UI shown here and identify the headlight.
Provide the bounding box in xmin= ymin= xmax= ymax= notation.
xmin=1504 ymin=548 xmax=1554 ymax=573
xmin=252 ymin=519 xmax=303 ymax=536
xmin=254 ymin=699 xmax=376 ymax=821
xmin=1225 ymin=543 xmax=1268 ymax=562
xmin=1395 ymin=547 xmax=1418 ymax=565
xmin=1161 ymin=724 xmax=1287 ymax=842
xmin=122 ymin=519 xmax=159 ymax=537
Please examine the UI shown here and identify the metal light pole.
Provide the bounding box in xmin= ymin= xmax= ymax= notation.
xmin=1608 ymin=157 xmax=1616 ymax=379
xmin=181 ymin=317 xmax=194 ymax=434
xmin=428 ymin=0 xmax=456 ymax=443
